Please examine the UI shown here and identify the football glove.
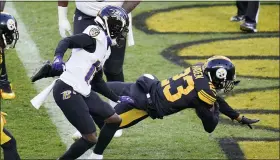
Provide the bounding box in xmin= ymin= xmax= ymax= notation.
xmin=52 ymin=56 xmax=65 ymax=71
xmin=118 ymin=96 xmax=135 ymax=104
xmin=58 ymin=6 xmax=72 ymax=38
xmin=31 ymin=61 xmax=63 ymax=82
xmin=237 ymin=115 xmax=260 ymax=129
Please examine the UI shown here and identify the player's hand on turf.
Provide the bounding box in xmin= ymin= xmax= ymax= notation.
xmin=59 ymin=19 xmax=72 ymax=38
xmin=118 ymin=96 xmax=134 ymax=104
xmin=52 ymin=56 xmax=65 ymax=71
xmin=238 ymin=116 xmax=260 ymax=129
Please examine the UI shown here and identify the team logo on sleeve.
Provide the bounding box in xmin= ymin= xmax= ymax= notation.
xmin=89 ymin=27 xmax=100 ymax=38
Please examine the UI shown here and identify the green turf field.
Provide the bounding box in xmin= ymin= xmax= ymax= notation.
xmin=1 ymin=1 xmax=279 ymax=159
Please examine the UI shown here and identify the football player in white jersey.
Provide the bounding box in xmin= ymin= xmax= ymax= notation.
xmin=58 ymin=0 xmax=140 ymax=137
xmin=52 ymin=6 xmax=133 ymax=159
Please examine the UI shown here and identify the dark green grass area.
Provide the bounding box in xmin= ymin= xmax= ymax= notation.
xmin=1 ymin=50 xmax=65 ymax=159
xmin=2 ymin=1 xmax=278 ymax=159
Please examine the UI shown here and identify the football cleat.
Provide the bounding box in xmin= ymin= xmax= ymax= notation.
xmin=31 ymin=61 xmax=63 ymax=82
xmin=230 ymin=15 xmax=244 ymax=22
xmin=0 ymin=81 xmax=15 ymax=100
xmin=240 ymin=22 xmax=257 ymax=33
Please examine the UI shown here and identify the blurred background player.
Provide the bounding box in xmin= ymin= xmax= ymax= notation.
xmin=0 ymin=12 xmax=19 ymax=99
xmin=0 ymin=0 xmax=6 ymax=12
xmin=57 ymin=0 xmax=141 ymax=137
xmin=230 ymin=1 xmax=260 ymax=33
xmin=0 ymin=111 xmax=21 ymax=160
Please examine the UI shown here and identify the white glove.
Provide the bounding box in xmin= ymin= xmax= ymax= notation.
xmin=58 ymin=6 xmax=72 ymax=38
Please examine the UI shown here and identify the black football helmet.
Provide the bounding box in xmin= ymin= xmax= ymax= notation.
xmin=0 ymin=12 xmax=19 ymax=48
xmin=203 ymin=56 xmax=236 ymax=93
xmin=94 ymin=5 xmax=129 ymax=47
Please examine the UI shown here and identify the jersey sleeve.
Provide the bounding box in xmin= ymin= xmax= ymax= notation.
xmin=198 ymin=89 xmax=217 ymax=106
xmin=83 ymin=25 xmax=103 ymax=39
xmin=54 ymin=33 xmax=96 ymax=57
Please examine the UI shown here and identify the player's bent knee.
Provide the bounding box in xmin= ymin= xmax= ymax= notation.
xmin=105 ymin=113 xmax=122 ymax=124
xmin=82 ymin=132 xmax=98 ymax=143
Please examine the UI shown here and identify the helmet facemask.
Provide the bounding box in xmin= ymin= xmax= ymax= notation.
xmin=2 ymin=29 xmax=19 ymax=49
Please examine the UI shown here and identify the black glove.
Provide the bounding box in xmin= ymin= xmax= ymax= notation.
xmin=234 ymin=80 xmax=241 ymax=86
xmin=237 ymin=116 xmax=260 ymax=129
xmin=31 ymin=61 xmax=63 ymax=82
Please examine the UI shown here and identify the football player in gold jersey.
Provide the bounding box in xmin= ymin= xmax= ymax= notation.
xmin=0 ymin=12 xmax=19 ymax=100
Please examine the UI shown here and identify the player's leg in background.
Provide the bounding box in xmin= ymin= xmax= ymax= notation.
xmin=0 ymin=0 xmax=5 ymax=12
xmin=231 ymin=1 xmax=248 ymax=22
xmin=104 ymin=41 xmax=126 ymax=82
xmin=85 ymin=92 xmax=122 ymax=159
xmin=1 ymin=128 xmax=20 ymax=160
xmin=240 ymin=1 xmax=259 ymax=32
xmin=236 ymin=1 xmax=248 ymax=17
xmin=0 ymin=49 xmax=15 ymax=100
xmin=244 ymin=1 xmax=260 ymax=23
xmin=73 ymin=8 xmax=96 ymax=34
xmin=53 ymin=80 xmax=97 ymax=159
xmin=104 ymin=49 xmax=128 ymax=137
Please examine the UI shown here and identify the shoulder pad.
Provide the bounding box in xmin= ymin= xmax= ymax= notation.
xmin=198 ymin=89 xmax=217 ymax=105
xmin=83 ymin=25 xmax=102 ymax=38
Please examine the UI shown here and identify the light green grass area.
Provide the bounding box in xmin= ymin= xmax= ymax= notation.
xmin=1 ymin=1 xmax=278 ymax=159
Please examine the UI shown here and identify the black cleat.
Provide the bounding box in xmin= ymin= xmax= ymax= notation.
xmin=230 ymin=15 xmax=244 ymax=22
xmin=31 ymin=61 xmax=63 ymax=82
xmin=240 ymin=22 xmax=257 ymax=33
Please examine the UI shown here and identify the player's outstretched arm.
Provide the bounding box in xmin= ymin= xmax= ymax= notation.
xmin=194 ymin=99 xmax=219 ymax=133
xmin=217 ymin=96 xmax=260 ymax=129
xmin=91 ymin=70 xmax=134 ymax=104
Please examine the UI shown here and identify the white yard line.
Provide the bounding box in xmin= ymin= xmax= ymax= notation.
xmin=5 ymin=2 xmax=90 ymax=159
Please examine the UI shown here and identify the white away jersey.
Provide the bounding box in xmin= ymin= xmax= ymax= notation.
xmin=75 ymin=0 xmax=123 ymax=17
xmin=60 ymin=25 xmax=111 ymax=97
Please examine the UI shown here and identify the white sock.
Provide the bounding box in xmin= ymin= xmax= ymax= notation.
xmin=88 ymin=152 xmax=103 ymax=159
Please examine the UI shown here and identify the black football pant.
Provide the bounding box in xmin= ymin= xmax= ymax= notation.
xmin=53 ymin=80 xmax=115 ymax=134
xmin=1 ymin=128 xmax=21 ymax=160
xmin=73 ymin=8 xmax=126 ymax=82
xmin=236 ymin=1 xmax=260 ymax=23
xmin=92 ymin=82 xmax=149 ymax=129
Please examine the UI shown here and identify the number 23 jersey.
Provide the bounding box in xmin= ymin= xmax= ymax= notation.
xmin=152 ymin=64 xmax=217 ymax=117
xmin=60 ymin=25 xmax=111 ymax=97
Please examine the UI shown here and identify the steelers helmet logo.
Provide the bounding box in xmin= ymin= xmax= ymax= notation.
xmin=216 ymin=68 xmax=227 ymax=79
xmin=89 ymin=27 xmax=100 ymax=38
xmin=7 ymin=19 xmax=16 ymax=31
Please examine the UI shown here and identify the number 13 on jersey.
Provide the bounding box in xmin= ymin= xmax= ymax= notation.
xmin=161 ymin=68 xmax=194 ymax=102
